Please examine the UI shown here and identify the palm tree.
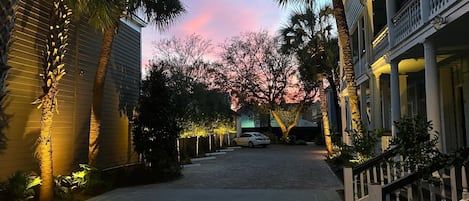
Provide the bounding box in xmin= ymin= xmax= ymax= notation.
xmin=0 ymin=0 xmax=17 ymax=153
xmin=279 ymin=6 xmax=339 ymax=155
xmin=277 ymin=0 xmax=362 ymax=136
xmin=32 ymin=0 xmax=71 ymax=200
xmin=66 ymin=0 xmax=185 ymax=166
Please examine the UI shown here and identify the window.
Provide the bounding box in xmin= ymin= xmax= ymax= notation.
xmin=352 ymin=29 xmax=359 ymax=63
xmin=360 ymin=17 xmax=366 ymax=55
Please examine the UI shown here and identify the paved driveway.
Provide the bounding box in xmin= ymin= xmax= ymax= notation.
xmin=88 ymin=144 xmax=343 ymax=201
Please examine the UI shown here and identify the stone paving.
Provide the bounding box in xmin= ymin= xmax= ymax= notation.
xmin=88 ymin=144 xmax=343 ymax=201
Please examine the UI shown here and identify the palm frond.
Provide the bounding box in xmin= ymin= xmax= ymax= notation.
xmin=128 ymin=0 xmax=185 ymax=31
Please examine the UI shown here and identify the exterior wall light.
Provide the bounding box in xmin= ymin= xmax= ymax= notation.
xmin=431 ymin=15 xmax=447 ymax=30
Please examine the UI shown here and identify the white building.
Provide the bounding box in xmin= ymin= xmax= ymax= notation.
xmin=341 ymin=0 xmax=469 ymax=153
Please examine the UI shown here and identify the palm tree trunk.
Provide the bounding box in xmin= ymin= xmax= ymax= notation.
xmin=319 ymin=77 xmax=333 ymax=156
xmin=332 ymin=0 xmax=362 ymax=133
xmin=327 ymin=75 xmax=342 ymax=133
xmin=39 ymin=104 xmax=54 ymax=201
xmin=89 ymin=27 xmax=116 ymax=166
xmin=37 ymin=1 xmax=71 ymax=200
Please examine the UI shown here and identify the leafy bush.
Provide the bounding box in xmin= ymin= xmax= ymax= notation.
xmin=133 ymin=65 xmax=181 ymax=180
xmin=53 ymin=164 xmax=106 ymax=198
xmin=390 ymin=116 xmax=440 ymax=171
xmin=349 ymin=127 xmax=381 ymax=163
xmin=1 ymin=171 xmax=41 ymax=201
xmin=327 ymin=125 xmax=380 ymax=167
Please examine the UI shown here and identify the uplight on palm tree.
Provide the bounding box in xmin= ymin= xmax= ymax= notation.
xmin=66 ymin=0 xmax=185 ymax=166
xmin=276 ymin=0 xmax=362 ymax=137
xmin=277 ymin=0 xmax=362 ymax=143
xmin=33 ymin=0 xmax=71 ymax=200
xmin=279 ymin=5 xmax=339 ymax=155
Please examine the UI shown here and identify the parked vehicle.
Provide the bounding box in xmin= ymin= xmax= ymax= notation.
xmin=232 ymin=132 xmax=270 ymax=148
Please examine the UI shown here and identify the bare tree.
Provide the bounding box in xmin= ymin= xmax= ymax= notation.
xmin=213 ymin=31 xmax=318 ymax=141
xmin=152 ymin=34 xmax=214 ymax=85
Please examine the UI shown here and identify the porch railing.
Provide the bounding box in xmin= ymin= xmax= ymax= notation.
xmin=344 ymin=146 xmax=401 ymax=201
xmin=344 ymin=148 xmax=469 ymax=201
xmin=372 ymin=27 xmax=389 ymax=62
xmin=390 ymin=0 xmax=459 ymax=47
xmin=392 ymin=0 xmax=422 ymax=46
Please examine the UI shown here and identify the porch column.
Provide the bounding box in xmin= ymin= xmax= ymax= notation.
xmin=360 ymin=83 xmax=368 ymax=128
xmin=386 ymin=0 xmax=396 ymax=47
xmin=390 ymin=61 xmax=401 ymax=138
xmin=399 ymin=75 xmax=408 ymax=116
xmin=371 ymin=72 xmax=383 ymax=153
xmin=341 ymin=95 xmax=351 ymax=145
xmin=371 ymin=73 xmax=382 ymax=129
xmin=424 ymin=40 xmax=443 ymax=151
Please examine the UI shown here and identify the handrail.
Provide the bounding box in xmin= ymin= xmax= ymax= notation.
xmin=391 ymin=0 xmax=416 ymax=24
xmin=381 ymin=160 xmax=444 ymax=195
xmin=382 ymin=148 xmax=469 ymax=196
xmin=353 ymin=146 xmax=400 ymax=175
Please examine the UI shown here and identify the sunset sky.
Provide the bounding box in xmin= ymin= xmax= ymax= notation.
xmin=140 ymin=0 xmax=331 ymax=70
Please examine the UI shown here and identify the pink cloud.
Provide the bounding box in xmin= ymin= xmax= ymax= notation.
xmin=140 ymin=0 xmax=291 ymax=72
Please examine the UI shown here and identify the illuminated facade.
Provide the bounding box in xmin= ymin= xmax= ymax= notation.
xmin=341 ymin=0 xmax=469 ymax=152
xmin=0 ymin=1 xmax=143 ymax=180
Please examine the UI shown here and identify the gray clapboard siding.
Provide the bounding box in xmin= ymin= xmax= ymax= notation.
xmin=0 ymin=0 xmax=141 ymax=180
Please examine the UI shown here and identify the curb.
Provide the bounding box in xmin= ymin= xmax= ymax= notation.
xmin=190 ymin=156 xmax=216 ymax=163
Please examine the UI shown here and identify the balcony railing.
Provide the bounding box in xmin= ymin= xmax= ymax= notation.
xmin=392 ymin=0 xmax=422 ymax=45
xmin=371 ymin=0 xmax=459 ymax=61
xmin=430 ymin=0 xmax=458 ymax=18
xmin=372 ymin=27 xmax=389 ymax=62
xmin=344 ymin=147 xmax=469 ymax=201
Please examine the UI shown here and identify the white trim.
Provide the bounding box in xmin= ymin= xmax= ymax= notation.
xmin=120 ymin=15 xmax=147 ymax=32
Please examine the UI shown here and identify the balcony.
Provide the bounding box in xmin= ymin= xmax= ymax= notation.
xmin=371 ymin=0 xmax=459 ymax=62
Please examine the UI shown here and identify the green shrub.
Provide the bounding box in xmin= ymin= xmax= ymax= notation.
xmin=133 ymin=66 xmax=181 ymax=181
xmin=390 ymin=116 xmax=440 ymax=171
xmin=1 ymin=171 xmax=41 ymax=201
xmin=349 ymin=127 xmax=381 ymax=163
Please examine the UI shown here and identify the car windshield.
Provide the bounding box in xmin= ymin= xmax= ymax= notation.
xmin=253 ymin=134 xmax=264 ymax=137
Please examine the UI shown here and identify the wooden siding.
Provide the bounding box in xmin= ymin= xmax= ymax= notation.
xmin=0 ymin=0 xmax=141 ymax=180
xmin=98 ymin=20 xmax=141 ymax=168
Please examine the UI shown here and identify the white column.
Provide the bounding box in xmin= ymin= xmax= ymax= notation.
xmin=391 ymin=61 xmax=401 ymax=138
xmin=424 ymin=40 xmax=443 ymax=151
xmin=372 ymin=73 xmax=383 ymax=129
xmin=360 ymin=84 xmax=368 ymax=128
xmin=372 ymin=73 xmax=383 ymax=153
xmin=341 ymin=95 xmax=351 ymax=145
xmin=386 ymin=0 xmax=396 ymax=47
xmin=399 ymin=75 xmax=408 ymax=117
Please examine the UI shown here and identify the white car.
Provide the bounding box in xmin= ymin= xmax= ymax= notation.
xmin=232 ymin=132 xmax=271 ymax=148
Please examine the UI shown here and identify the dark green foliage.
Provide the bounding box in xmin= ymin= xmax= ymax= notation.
xmin=133 ymin=63 xmax=181 ymax=180
xmin=53 ymin=164 xmax=107 ymax=198
xmin=349 ymin=125 xmax=380 ymax=162
xmin=390 ymin=116 xmax=440 ymax=171
xmin=327 ymin=125 xmax=380 ymax=167
xmin=0 ymin=0 xmax=17 ymax=154
xmin=0 ymin=171 xmax=41 ymax=201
